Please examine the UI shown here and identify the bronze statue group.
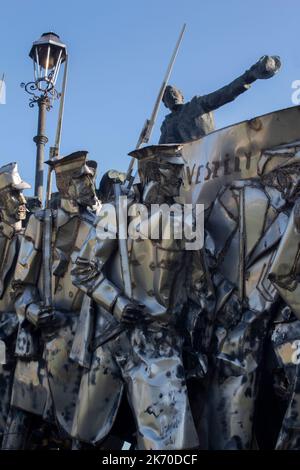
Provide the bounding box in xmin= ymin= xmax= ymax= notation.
xmin=1 ymin=54 xmax=299 ymax=450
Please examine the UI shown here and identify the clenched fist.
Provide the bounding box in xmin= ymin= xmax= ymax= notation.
xmin=247 ymin=55 xmax=281 ymax=81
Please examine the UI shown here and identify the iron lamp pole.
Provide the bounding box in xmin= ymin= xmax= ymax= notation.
xmin=22 ymin=32 xmax=67 ymax=202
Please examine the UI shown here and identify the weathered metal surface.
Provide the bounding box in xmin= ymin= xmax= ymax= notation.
xmin=2 ymin=103 xmax=300 ymax=449
xmin=269 ymin=205 xmax=300 ymax=318
xmin=198 ymin=143 xmax=300 ymax=449
xmin=180 ymin=105 xmax=300 ymax=207
xmin=0 ymin=164 xmax=30 ymax=442
xmin=271 ymin=319 xmax=300 ymax=449
xmin=71 ymin=148 xmax=203 ymax=449
xmin=5 ymin=153 xmax=101 ymax=447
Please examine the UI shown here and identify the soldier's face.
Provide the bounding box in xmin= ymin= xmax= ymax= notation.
xmin=69 ymin=174 xmax=97 ymax=207
xmin=141 ymin=162 xmax=183 ymax=203
xmin=0 ymin=188 xmax=27 ymax=223
xmin=163 ymin=88 xmax=184 ymax=110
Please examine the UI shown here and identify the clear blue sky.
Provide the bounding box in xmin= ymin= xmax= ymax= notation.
xmin=0 ymin=0 xmax=299 ymax=192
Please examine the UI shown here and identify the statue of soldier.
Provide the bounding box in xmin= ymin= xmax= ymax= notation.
xmin=159 ymin=55 xmax=281 ymax=144
xmin=2 ymin=151 xmax=101 ymax=449
xmin=70 ymin=145 xmax=210 ymax=450
xmin=200 ymin=153 xmax=297 ymax=449
xmin=0 ymin=163 xmax=30 ymax=445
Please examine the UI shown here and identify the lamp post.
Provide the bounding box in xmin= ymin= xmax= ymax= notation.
xmin=22 ymin=32 xmax=67 ymax=203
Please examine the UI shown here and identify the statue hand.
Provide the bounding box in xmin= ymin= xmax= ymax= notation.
xmin=39 ymin=311 xmax=67 ymax=340
xmin=121 ymin=302 xmax=147 ymax=325
xmin=26 ymin=302 xmax=53 ymax=327
xmin=248 ymin=55 xmax=281 ymax=80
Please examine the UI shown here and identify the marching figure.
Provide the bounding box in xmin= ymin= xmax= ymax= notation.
xmin=3 ymin=151 xmax=101 ymax=449
xmin=0 ymin=163 xmax=30 ymax=445
xmin=70 ymin=145 xmax=209 ymax=450
xmin=159 ymin=55 xmax=281 ymax=144
xmin=201 ymin=150 xmax=298 ymax=449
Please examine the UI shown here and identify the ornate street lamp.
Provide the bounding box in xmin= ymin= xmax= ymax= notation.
xmin=22 ymin=32 xmax=67 ymax=202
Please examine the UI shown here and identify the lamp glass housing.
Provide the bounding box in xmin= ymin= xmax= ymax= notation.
xmin=30 ymin=32 xmax=67 ymax=93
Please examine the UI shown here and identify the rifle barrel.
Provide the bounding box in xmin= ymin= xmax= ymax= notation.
xmin=42 ymin=57 xmax=68 ymax=309
xmin=54 ymin=55 xmax=68 ymax=153
xmin=147 ymin=23 xmax=186 ymax=132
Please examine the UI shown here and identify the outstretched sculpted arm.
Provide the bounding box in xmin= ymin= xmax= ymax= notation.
xmin=198 ymin=55 xmax=281 ymax=113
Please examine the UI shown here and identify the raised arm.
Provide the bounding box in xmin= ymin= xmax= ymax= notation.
xmin=198 ymin=55 xmax=281 ymax=113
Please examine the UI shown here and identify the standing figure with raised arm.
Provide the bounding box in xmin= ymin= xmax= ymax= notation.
xmin=159 ymin=55 xmax=281 ymax=144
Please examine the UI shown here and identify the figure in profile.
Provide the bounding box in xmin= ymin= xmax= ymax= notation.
xmin=159 ymin=55 xmax=281 ymax=144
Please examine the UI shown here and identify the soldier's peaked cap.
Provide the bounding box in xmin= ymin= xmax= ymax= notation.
xmin=128 ymin=144 xmax=184 ymax=165
xmin=0 ymin=162 xmax=31 ymax=192
xmin=46 ymin=151 xmax=97 ymax=176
